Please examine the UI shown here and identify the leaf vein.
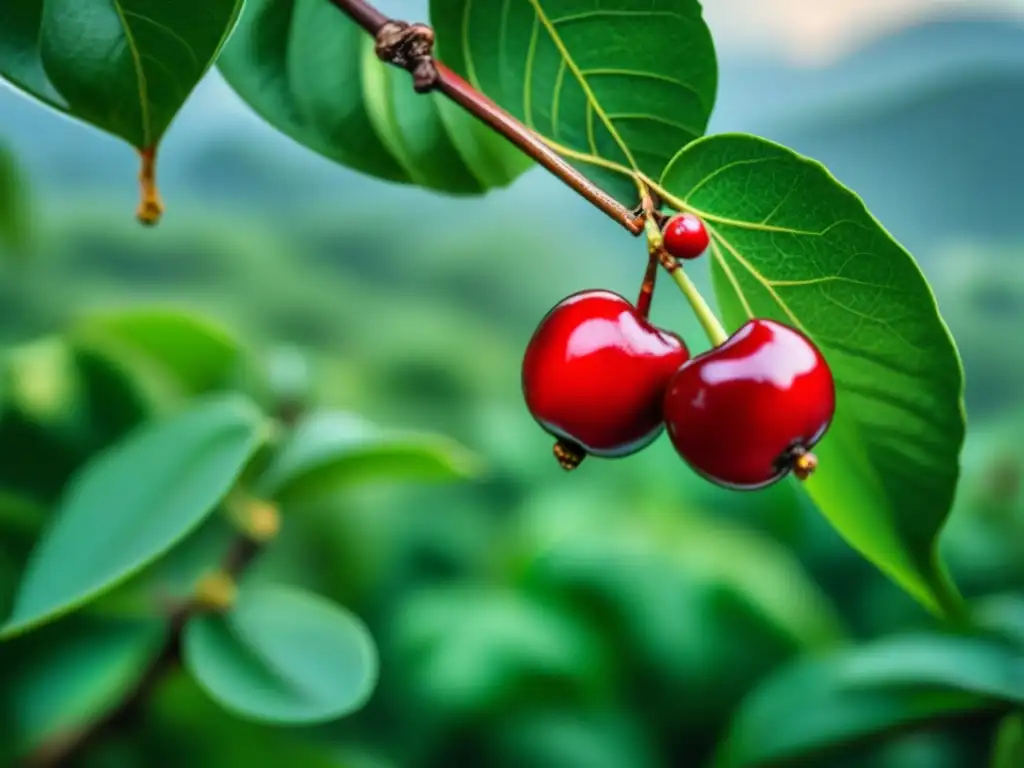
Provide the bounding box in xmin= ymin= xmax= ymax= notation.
xmin=607 ymin=113 xmax=700 ymax=137
xmin=111 ymin=0 xmax=151 ymax=146
xmin=120 ymin=10 xmax=201 ymax=70
xmin=527 ymin=0 xmax=637 ymax=172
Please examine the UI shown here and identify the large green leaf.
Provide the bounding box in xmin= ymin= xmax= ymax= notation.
xmin=182 ymin=584 xmax=378 ymax=724
xmin=658 ymin=133 xmax=965 ymax=616
xmin=71 ymin=342 xmax=154 ymax=450
xmin=0 ymin=616 xmax=164 ymax=761
xmin=1 ymin=394 xmax=266 ymax=638
xmin=73 ymin=308 xmax=244 ymax=400
xmin=430 ymin=0 xmax=717 ymax=205
xmin=218 ymin=0 xmax=530 ymax=195
xmin=256 ymin=410 xmax=480 ymax=505
xmin=715 ymin=634 xmax=1021 ymax=768
xmin=0 ymin=0 xmax=243 ymax=149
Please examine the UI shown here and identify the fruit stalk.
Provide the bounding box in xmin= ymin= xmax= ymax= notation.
xmin=643 ymin=215 xmax=728 ymax=347
xmin=636 ymin=252 xmax=658 ymax=319
xmin=135 ymin=146 xmax=164 ymax=226
xmin=326 ymin=0 xmax=644 ymax=235
xmin=665 ymin=265 xmax=729 ymax=347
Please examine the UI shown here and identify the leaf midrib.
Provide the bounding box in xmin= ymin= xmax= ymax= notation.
xmin=111 ymin=0 xmax=152 ymax=147
xmin=526 ymin=0 xmax=638 ymax=172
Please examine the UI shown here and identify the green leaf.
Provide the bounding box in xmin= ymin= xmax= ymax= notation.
xmin=71 ymin=342 xmax=154 ymax=449
xmin=973 ymin=594 xmax=1024 ymax=650
xmin=87 ymin=515 xmax=236 ymax=620
xmin=182 ymin=584 xmax=378 ymax=725
xmin=515 ymin=498 xmax=842 ymax=728
xmin=0 ymin=0 xmax=243 ymax=149
xmin=658 ymin=133 xmax=965 ymax=616
xmin=257 ymin=410 xmax=480 ymax=505
xmin=74 ymin=308 xmax=244 ymax=399
xmin=219 ymin=0 xmax=530 ymax=195
xmin=391 ymin=586 xmax=603 ymax=717
xmin=1 ymin=394 xmax=265 ymax=638
xmin=715 ymin=633 xmax=1020 ymax=768
xmin=991 ymin=713 xmax=1024 ymax=768
xmin=0 ymin=143 xmax=33 ymax=263
xmin=430 ymin=0 xmax=717 ymax=205
xmin=0 ymin=616 xmax=164 ymax=761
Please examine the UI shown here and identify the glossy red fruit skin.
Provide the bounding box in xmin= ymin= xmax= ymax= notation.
xmin=662 ymin=318 xmax=835 ymax=489
xmin=522 ymin=290 xmax=690 ymax=458
xmin=662 ymin=213 xmax=710 ymax=260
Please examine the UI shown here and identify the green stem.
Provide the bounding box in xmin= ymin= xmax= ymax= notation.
xmin=643 ymin=216 xmax=729 ymax=348
xmin=666 ymin=265 xmax=729 ymax=348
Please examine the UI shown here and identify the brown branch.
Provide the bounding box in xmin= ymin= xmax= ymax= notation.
xmin=24 ymin=532 xmax=267 ymax=767
xmin=326 ymin=0 xmax=645 ymax=235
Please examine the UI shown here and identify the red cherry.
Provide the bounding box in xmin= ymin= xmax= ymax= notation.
xmin=662 ymin=213 xmax=710 ymax=260
xmin=662 ymin=318 xmax=835 ymax=489
xmin=522 ymin=290 xmax=690 ymax=469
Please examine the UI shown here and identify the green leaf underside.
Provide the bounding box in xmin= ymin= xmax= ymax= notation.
xmin=0 ymin=2 xmax=65 ymax=109
xmin=0 ymin=0 xmax=242 ymax=147
xmin=218 ymin=0 xmax=530 ymax=195
xmin=716 ymin=634 xmax=1022 ymax=767
xmin=430 ymin=0 xmax=717 ymax=205
xmin=2 ymin=617 xmax=164 ymax=757
xmin=257 ymin=410 xmax=479 ymax=504
xmin=1 ymin=394 xmax=265 ymax=638
xmin=659 ymin=133 xmax=965 ymax=614
xmin=183 ymin=585 xmax=378 ymax=724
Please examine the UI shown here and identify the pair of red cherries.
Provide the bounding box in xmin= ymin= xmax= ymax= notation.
xmin=522 ymin=213 xmax=835 ymax=490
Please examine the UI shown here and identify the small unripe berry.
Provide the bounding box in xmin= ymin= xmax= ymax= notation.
xmin=662 ymin=213 xmax=709 ymax=260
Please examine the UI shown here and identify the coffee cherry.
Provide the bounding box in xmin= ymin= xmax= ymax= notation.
xmin=662 ymin=318 xmax=834 ymax=489
xmin=523 ymin=290 xmax=690 ymax=469
xmin=662 ymin=212 xmax=710 ymax=260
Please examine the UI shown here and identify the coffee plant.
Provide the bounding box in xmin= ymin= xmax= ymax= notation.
xmin=1 ymin=0 xmax=1022 ymax=766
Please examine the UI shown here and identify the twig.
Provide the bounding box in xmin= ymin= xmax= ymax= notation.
xmin=326 ymin=0 xmax=645 ymax=235
xmin=24 ymin=529 xmax=268 ymax=767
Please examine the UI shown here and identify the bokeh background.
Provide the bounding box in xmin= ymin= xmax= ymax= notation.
xmin=3 ymin=2 xmax=1024 ymax=766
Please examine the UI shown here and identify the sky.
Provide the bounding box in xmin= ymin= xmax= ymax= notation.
xmin=703 ymin=0 xmax=1024 ymax=64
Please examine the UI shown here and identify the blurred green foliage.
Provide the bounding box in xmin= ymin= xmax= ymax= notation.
xmin=0 ymin=179 xmax=1023 ymax=766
